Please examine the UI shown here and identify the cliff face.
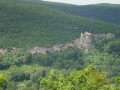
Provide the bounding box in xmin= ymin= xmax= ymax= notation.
xmin=0 ymin=32 xmax=115 ymax=55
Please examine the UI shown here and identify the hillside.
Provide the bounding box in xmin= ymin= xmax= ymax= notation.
xmin=0 ymin=0 xmax=120 ymax=49
xmin=33 ymin=1 xmax=120 ymax=25
xmin=0 ymin=0 xmax=120 ymax=90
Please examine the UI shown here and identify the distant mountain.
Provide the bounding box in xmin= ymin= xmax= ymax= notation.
xmin=41 ymin=2 xmax=120 ymax=25
xmin=0 ymin=0 xmax=120 ymax=48
xmin=20 ymin=1 xmax=120 ymax=24
xmin=92 ymin=3 xmax=120 ymax=7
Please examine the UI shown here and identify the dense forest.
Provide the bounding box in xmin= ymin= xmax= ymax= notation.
xmin=0 ymin=40 xmax=120 ymax=89
xmin=0 ymin=0 xmax=120 ymax=90
xmin=44 ymin=3 xmax=120 ymax=25
xmin=0 ymin=0 xmax=120 ymax=48
xmin=21 ymin=0 xmax=120 ymax=25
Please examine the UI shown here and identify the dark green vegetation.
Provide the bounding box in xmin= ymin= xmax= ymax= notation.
xmin=0 ymin=0 xmax=120 ymax=48
xmin=0 ymin=0 xmax=120 ymax=90
xmin=45 ymin=3 xmax=120 ymax=25
xmin=41 ymin=66 xmax=114 ymax=90
xmin=0 ymin=41 xmax=120 ymax=89
xmin=21 ymin=0 xmax=120 ymax=25
xmin=0 ymin=74 xmax=8 ymax=90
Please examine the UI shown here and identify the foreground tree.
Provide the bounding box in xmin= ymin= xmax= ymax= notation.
xmin=40 ymin=66 xmax=114 ymax=90
xmin=115 ymin=77 xmax=120 ymax=90
xmin=0 ymin=74 xmax=8 ymax=90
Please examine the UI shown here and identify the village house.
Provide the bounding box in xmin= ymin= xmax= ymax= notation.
xmin=0 ymin=49 xmax=7 ymax=55
xmin=28 ymin=47 xmax=47 ymax=54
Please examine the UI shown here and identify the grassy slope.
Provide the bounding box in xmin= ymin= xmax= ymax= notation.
xmin=0 ymin=0 xmax=120 ymax=49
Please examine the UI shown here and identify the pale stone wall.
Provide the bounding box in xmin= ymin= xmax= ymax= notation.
xmin=93 ymin=33 xmax=115 ymax=41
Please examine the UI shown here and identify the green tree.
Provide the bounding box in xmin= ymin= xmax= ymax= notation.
xmin=115 ymin=77 xmax=120 ymax=90
xmin=105 ymin=40 xmax=120 ymax=56
xmin=40 ymin=66 xmax=113 ymax=90
xmin=0 ymin=74 xmax=8 ymax=90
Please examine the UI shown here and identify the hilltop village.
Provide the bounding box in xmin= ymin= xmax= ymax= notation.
xmin=0 ymin=32 xmax=115 ymax=55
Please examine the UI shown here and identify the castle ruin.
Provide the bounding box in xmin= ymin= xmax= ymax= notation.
xmin=0 ymin=32 xmax=115 ymax=55
xmin=73 ymin=32 xmax=115 ymax=52
xmin=28 ymin=32 xmax=115 ymax=54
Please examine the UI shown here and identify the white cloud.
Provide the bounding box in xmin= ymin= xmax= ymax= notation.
xmin=43 ymin=0 xmax=120 ymax=5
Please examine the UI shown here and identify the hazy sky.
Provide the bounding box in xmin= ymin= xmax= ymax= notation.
xmin=43 ymin=0 xmax=120 ymax=5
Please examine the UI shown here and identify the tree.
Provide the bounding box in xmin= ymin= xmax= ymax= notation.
xmin=0 ymin=74 xmax=8 ymax=90
xmin=105 ymin=40 xmax=120 ymax=56
xmin=40 ymin=66 xmax=113 ymax=90
xmin=115 ymin=77 xmax=120 ymax=90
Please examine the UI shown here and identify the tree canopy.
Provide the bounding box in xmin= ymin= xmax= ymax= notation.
xmin=0 ymin=74 xmax=8 ymax=90
xmin=40 ymin=66 xmax=114 ymax=90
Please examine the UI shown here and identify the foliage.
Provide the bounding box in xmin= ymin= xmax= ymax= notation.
xmin=83 ymin=52 xmax=120 ymax=82
xmin=1 ymin=65 xmax=50 ymax=89
xmin=94 ymin=39 xmax=110 ymax=51
xmin=0 ymin=74 xmax=8 ymax=90
xmin=105 ymin=40 xmax=120 ymax=56
xmin=32 ymin=48 xmax=84 ymax=69
xmin=0 ymin=48 xmax=119 ymax=89
xmin=115 ymin=77 xmax=120 ymax=90
xmin=0 ymin=0 xmax=120 ymax=90
xmin=40 ymin=66 xmax=113 ymax=90
xmin=0 ymin=0 xmax=120 ymax=48
xmin=0 ymin=52 xmax=32 ymax=69
xmin=37 ymin=1 xmax=120 ymax=25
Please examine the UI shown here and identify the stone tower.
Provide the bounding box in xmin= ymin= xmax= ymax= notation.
xmin=74 ymin=32 xmax=95 ymax=52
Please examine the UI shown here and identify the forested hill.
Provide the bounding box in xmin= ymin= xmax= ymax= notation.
xmin=31 ymin=0 xmax=120 ymax=25
xmin=0 ymin=0 xmax=120 ymax=49
xmin=42 ymin=2 xmax=120 ymax=25
xmin=0 ymin=1 xmax=120 ymax=90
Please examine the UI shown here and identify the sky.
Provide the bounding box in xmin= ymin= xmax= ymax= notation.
xmin=43 ymin=0 xmax=120 ymax=5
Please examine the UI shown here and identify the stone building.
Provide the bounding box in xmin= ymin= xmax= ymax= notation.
xmin=28 ymin=47 xmax=47 ymax=54
xmin=52 ymin=44 xmax=64 ymax=52
xmin=0 ymin=49 xmax=7 ymax=55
